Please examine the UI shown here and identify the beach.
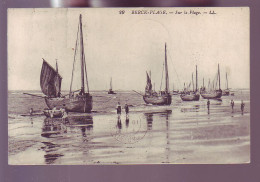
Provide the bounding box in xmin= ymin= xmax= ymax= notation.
xmin=8 ymin=90 xmax=250 ymax=164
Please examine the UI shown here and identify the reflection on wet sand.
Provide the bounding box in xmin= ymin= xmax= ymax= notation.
xmin=41 ymin=115 xmax=94 ymax=163
xmin=117 ymin=117 xmax=122 ymax=130
xmin=125 ymin=117 xmax=130 ymax=128
xmin=144 ymin=110 xmax=172 ymax=163
xmin=181 ymin=105 xmax=200 ymax=113
xmin=41 ymin=141 xmax=63 ymax=164
xmin=9 ymin=89 xmax=250 ymax=164
xmin=145 ymin=113 xmax=153 ymax=130
xmin=41 ymin=118 xmax=67 ymax=138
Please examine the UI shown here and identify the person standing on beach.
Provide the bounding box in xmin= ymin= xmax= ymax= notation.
xmin=241 ymin=100 xmax=245 ymax=115
xmin=124 ymin=103 xmax=129 ymax=117
xmin=231 ymin=99 xmax=235 ymax=112
xmin=207 ymin=99 xmax=210 ymax=114
xmin=116 ymin=102 xmax=121 ymax=117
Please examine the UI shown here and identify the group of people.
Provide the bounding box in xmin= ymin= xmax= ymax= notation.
xmin=231 ymin=99 xmax=245 ymax=114
xmin=116 ymin=102 xmax=129 ymax=117
xmin=206 ymin=99 xmax=245 ymax=114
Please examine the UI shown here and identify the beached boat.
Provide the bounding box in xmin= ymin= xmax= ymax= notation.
xmin=108 ymin=77 xmax=116 ymax=94
xmin=143 ymin=43 xmax=172 ymax=105
xmin=180 ymin=65 xmax=200 ymax=101
xmin=223 ymin=72 xmax=230 ymax=96
xmin=41 ymin=14 xmax=93 ymax=113
xmin=201 ymin=64 xmax=222 ymax=99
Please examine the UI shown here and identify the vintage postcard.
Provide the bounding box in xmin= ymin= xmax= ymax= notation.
xmin=8 ymin=8 xmax=249 ymax=165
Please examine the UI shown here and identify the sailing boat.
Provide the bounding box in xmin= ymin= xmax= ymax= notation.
xmin=143 ymin=43 xmax=172 ymax=105
xmin=201 ymin=64 xmax=222 ymax=99
xmin=108 ymin=77 xmax=116 ymax=94
xmin=223 ymin=72 xmax=230 ymax=96
xmin=180 ymin=65 xmax=200 ymax=101
xmin=41 ymin=14 xmax=93 ymax=113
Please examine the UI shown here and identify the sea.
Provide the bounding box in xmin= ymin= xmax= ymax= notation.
xmin=8 ymin=89 xmax=250 ymax=164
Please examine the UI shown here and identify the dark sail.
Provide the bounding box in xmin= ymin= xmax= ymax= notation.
xmin=40 ymin=59 xmax=62 ymax=97
xmin=145 ymin=72 xmax=152 ymax=95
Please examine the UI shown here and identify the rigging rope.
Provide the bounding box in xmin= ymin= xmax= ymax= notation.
xmin=160 ymin=61 xmax=164 ymax=91
xmin=168 ymin=50 xmax=181 ymax=90
xmin=69 ymin=21 xmax=80 ymax=95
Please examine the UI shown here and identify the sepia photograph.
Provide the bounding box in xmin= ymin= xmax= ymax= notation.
xmin=8 ymin=7 xmax=250 ymax=165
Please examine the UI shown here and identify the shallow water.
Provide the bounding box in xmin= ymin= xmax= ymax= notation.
xmin=8 ymin=90 xmax=250 ymax=164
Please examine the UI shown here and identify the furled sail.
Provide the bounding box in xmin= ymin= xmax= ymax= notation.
xmin=145 ymin=72 xmax=152 ymax=95
xmin=40 ymin=59 xmax=62 ymax=97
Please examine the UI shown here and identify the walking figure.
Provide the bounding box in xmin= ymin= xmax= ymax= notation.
xmin=241 ymin=100 xmax=245 ymax=115
xmin=231 ymin=99 xmax=235 ymax=112
xmin=116 ymin=102 xmax=121 ymax=118
xmin=124 ymin=103 xmax=129 ymax=118
xmin=207 ymin=99 xmax=210 ymax=114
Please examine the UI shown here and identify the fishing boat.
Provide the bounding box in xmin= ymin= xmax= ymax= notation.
xmin=201 ymin=64 xmax=222 ymax=99
xmin=180 ymin=65 xmax=200 ymax=101
xmin=143 ymin=43 xmax=172 ymax=105
xmin=108 ymin=77 xmax=116 ymax=94
xmin=222 ymin=72 xmax=230 ymax=96
xmin=41 ymin=14 xmax=93 ymax=113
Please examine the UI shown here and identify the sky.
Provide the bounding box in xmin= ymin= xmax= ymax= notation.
xmin=8 ymin=8 xmax=249 ymax=91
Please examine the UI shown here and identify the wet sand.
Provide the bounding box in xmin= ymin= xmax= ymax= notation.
xmin=8 ymin=90 xmax=250 ymax=164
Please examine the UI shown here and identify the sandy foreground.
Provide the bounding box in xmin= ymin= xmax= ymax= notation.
xmin=8 ymin=102 xmax=250 ymax=165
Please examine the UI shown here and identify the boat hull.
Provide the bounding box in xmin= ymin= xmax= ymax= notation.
xmin=108 ymin=90 xmax=116 ymax=94
xmin=222 ymin=89 xmax=230 ymax=96
xmin=201 ymin=90 xmax=222 ymax=99
xmin=180 ymin=92 xmax=200 ymax=101
xmin=45 ymin=95 xmax=93 ymax=113
xmin=143 ymin=94 xmax=172 ymax=105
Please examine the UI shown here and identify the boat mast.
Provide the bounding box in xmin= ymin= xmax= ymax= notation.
xmin=196 ymin=65 xmax=198 ymax=92
xmin=165 ymin=43 xmax=169 ymax=93
xmin=56 ymin=59 xmax=58 ymax=72
xmin=192 ymin=73 xmax=194 ymax=92
xmin=218 ymin=64 xmax=221 ymax=90
xmin=208 ymin=79 xmax=210 ymax=91
xmin=226 ymin=72 xmax=228 ymax=89
xmin=110 ymin=77 xmax=112 ymax=90
xmin=79 ymin=14 xmax=85 ymax=94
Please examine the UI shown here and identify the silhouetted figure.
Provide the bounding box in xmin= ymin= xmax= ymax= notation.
xmin=124 ymin=103 xmax=129 ymax=116
xmin=207 ymin=99 xmax=210 ymax=114
xmin=241 ymin=100 xmax=245 ymax=115
xmin=116 ymin=102 xmax=121 ymax=117
xmin=231 ymin=99 xmax=235 ymax=112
